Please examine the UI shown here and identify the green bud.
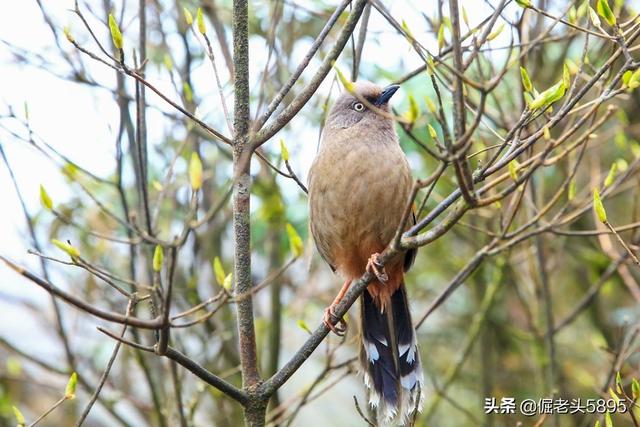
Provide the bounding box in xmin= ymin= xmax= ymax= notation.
xmin=40 ymin=184 xmax=53 ymax=211
xmin=52 ymin=239 xmax=81 ymax=259
xmin=593 ymin=188 xmax=607 ymax=223
xmin=197 ymin=8 xmax=206 ymax=35
xmin=108 ymin=14 xmax=123 ymax=50
xmin=280 ymin=139 xmax=289 ymax=162
xmin=189 ymin=152 xmax=203 ymax=190
xmin=213 ymin=257 xmax=225 ymax=287
xmin=286 ymin=223 xmax=304 ymax=257
xmin=65 ymin=372 xmax=77 ymax=400
xmin=520 ymin=66 xmax=533 ymax=92
xmin=184 ymin=8 xmax=193 ymax=25
xmin=152 ymin=245 xmax=163 ymax=272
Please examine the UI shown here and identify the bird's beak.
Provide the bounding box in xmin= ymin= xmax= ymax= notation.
xmin=374 ymin=84 xmax=400 ymax=106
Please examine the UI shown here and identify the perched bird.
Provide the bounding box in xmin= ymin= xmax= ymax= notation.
xmin=308 ymin=81 xmax=424 ymax=424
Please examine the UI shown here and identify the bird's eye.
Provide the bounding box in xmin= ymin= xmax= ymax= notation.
xmin=353 ymin=102 xmax=365 ymax=112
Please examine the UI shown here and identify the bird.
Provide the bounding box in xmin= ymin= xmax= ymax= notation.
xmin=308 ymin=80 xmax=424 ymax=424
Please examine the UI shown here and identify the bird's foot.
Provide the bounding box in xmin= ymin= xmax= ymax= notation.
xmin=366 ymin=253 xmax=388 ymax=283
xmin=323 ymin=305 xmax=347 ymax=336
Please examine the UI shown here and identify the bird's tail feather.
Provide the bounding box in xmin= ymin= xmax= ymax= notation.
xmin=360 ymin=283 xmax=424 ymax=425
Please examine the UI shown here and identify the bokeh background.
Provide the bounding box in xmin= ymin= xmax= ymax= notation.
xmin=1 ymin=0 xmax=640 ymax=426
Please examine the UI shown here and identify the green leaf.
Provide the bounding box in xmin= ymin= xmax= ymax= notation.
xmin=593 ymin=188 xmax=607 ymax=223
xmin=529 ymin=79 xmax=566 ymax=110
xmin=279 ymin=139 xmax=289 ymax=162
xmin=543 ymin=126 xmax=551 ymax=140
xmin=437 ymin=24 xmax=445 ymax=50
xmin=615 ymin=371 xmax=623 ymax=393
xmin=332 ymin=62 xmax=354 ymax=93
xmin=222 ymin=273 xmax=233 ymax=291
xmin=487 ymin=23 xmax=505 ymax=41
xmin=508 ymin=160 xmax=520 ymax=181
xmin=604 ymin=163 xmax=618 ymax=187
xmin=401 ymin=19 xmax=415 ymax=42
xmin=13 ymin=406 xmax=25 ymax=427
xmin=184 ymin=8 xmax=193 ymax=25
xmin=520 ymin=66 xmax=533 ymax=92
xmin=163 ymin=54 xmax=173 ymax=71
xmin=623 ymin=70 xmax=633 ymax=86
xmin=568 ymin=178 xmax=577 ymax=201
xmin=428 ymin=124 xmax=437 ymax=139
xmin=52 ymin=239 xmax=81 ymax=259
xmin=597 ymin=0 xmax=616 ymax=26
xmin=461 ymin=6 xmax=470 ymax=27
xmin=213 ymin=257 xmax=226 ymax=287
xmin=183 ymin=81 xmax=193 ymax=102
xmin=286 ymin=223 xmax=304 ymax=257
xmin=65 ymin=372 xmax=77 ymax=400
xmin=563 ymin=63 xmax=571 ymax=89
xmin=297 ymin=319 xmax=312 ymax=334
xmin=189 ymin=152 xmax=203 ymax=190
xmin=108 ymin=14 xmax=123 ymax=50
xmin=632 ymin=378 xmax=639 ymax=399
xmin=425 ymin=97 xmax=437 ymax=114
xmin=40 ymin=184 xmax=53 ymax=211
xmin=604 ymin=411 xmax=613 ymax=427
xmin=152 ymin=245 xmax=163 ymax=272
xmin=515 ymin=0 xmax=532 ymax=7
xmin=628 ymin=69 xmax=640 ymax=89
xmin=197 ymin=8 xmax=206 ymax=34
xmin=404 ymin=94 xmax=420 ymax=124
xmin=63 ymin=26 xmax=74 ymax=43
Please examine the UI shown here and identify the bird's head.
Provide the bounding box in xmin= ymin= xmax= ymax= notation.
xmin=325 ymin=81 xmax=400 ymax=131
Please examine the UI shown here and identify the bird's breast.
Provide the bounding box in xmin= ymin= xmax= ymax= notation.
xmin=309 ymin=139 xmax=412 ymax=277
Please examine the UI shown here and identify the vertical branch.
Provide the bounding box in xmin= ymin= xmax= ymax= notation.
xmin=232 ymin=1 xmax=266 ymax=425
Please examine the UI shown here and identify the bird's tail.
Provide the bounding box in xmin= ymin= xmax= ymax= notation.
xmin=360 ymin=282 xmax=424 ymax=425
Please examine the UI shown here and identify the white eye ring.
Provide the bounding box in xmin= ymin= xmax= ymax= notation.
xmin=353 ymin=102 xmax=365 ymax=112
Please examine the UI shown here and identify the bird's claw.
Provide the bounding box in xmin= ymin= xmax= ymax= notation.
xmin=323 ymin=306 xmax=347 ymax=336
xmin=366 ymin=253 xmax=388 ymax=283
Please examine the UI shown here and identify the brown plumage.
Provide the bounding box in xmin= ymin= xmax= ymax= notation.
xmin=308 ymin=81 xmax=423 ymax=424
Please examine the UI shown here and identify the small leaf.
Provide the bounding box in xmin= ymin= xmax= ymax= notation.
xmin=428 ymin=124 xmax=437 ymax=139
xmin=65 ymin=372 xmax=77 ymax=400
xmin=563 ymin=63 xmax=571 ymax=89
xmin=632 ymin=378 xmax=639 ymax=399
xmin=437 ymin=24 xmax=445 ymax=50
xmin=404 ymin=94 xmax=420 ymax=124
xmin=189 ymin=152 xmax=203 ymax=190
xmin=594 ymin=421 xmax=601 ymax=427
xmin=425 ymin=97 xmax=437 ymax=114
xmin=184 ymin=8 xmax=193 ymax=25
xmin=332 ymin=62 xmax=354 ymax=93
xmin=222 ymin=273 xmax=233 ymax=291
xmin=515 ymin=0 xmax=532 ymax=7
xmin=401 ymin=19 xmax=415 ymax=42
xmin=543 ymin=126 xmax=551 ymax=140
xmin=623 ymin=70 xmax=633 ymax=86
xmin=588 ymin=6 xmax=602 ymax=28
xmin=520 ymin=66 xmax=533 ymax=92
xmin=597 ymin=0 xmax=616 ymax=26
xmin=286 ymin=223 xmax=304 ymax=257
xmin=152 ymin=245 xmax=163 ymax=272
xmin=508 ymin=160 xmax=520 ymax=181
xmin=197 ymin=8 xmax=206 ymax=34
xmin=617 ymin=158 xmax=629 ymax=172
xmin=568 ymin=178 xmax=577 ymax=201
xmin=593 ymin=188 xmax=607 ymax=223
xmin=426 ymin=56 xmax=436 ymax=76
xmin=163 ymin=54 xmax=173 ymax=71
xmin=63 ymin=26 xmax=74 ymax=43
xmin=13 ymin=406 xmax=25 ymax=427
xmin=108 ymin=14 xmax=123 ymax=50
xmin=213 ymin=257 xmax=226 ymax=286
xmin=279 ymin=139 xmax=289 ymax=162
xmin=628 ymin=69 xmax=640 ymax=90
xmin=462 ymin=6 xmax=470 ymax=27
xmin=604 ymin=412 xmax=613 ymax=427
xmin=52 ymin=239 xmax=81 ymax=259
xmin=615 ymin=371 xmax=623 ymax=393
xmin=40 ymin=184 xmax=53 ymax=211
xmin=609 ymin=387 xmax=620 ymax=404
xmin=604 ymin=163 xmax=618 ymax=187
xmin=529 ymin=79 xmax=566 ymax=110
xmin=487 ymin=23 xmax=505 ymax=41
xmin=297 ymin=319 xmax=312 ymax=334
xmin=183 ymin=81 xmax=193 ymax=102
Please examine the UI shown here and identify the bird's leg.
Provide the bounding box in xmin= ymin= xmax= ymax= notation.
xmin=323 ymin=279 xmax=352 ymax=336
xmin=366 ymin=252 xmax=388 ymax=283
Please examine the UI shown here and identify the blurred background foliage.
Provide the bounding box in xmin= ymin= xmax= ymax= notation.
xmin=1 ymin=0 xmax=640 ymax=426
